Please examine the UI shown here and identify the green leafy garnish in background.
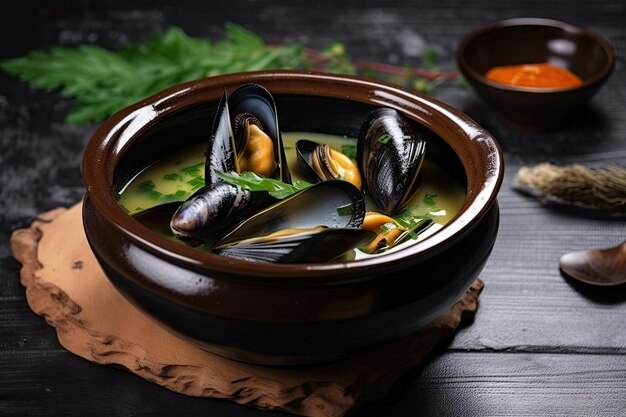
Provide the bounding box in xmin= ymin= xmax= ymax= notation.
xmin=0 ymin=23 xmax=460 ymax=125
xmin=215 ymin=170 xmax=313 ymax=199
xmin=0 ymin=24 xmax=305 ymax=124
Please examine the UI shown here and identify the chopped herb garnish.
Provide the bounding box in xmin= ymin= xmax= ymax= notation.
xmin=341 ymin=144 xmax=357 ymax=159
xmin=180 ymin=162 xmax=204 ymax=177
xmin=134 ymin=207 xmax=144 ymax=211
xmin=148 ymin=190 xmax=162 ymax=200
xmin=138 ymin=180 xmax=155 ymax=193
xmin=407 ymin=218 xmax=434 ymax=240
xmin=393 ymin=208 xmax=430 ymax=229
xmin=423 ymin=193 xmax=438 ymax=206
xmin=336 ymin=204 xmax=354 ymax=216
xmin=187 ymin=177 xmax=204 ymax=189
xmin=174 ymin=189 xmax=187 ymax=197
xmin=422 ymin=46 xmax=440 ymax=70
xmin=215 ymin=170 xmax=313 ymax=199
xmin=378 ymin=134 xmax=392 ymax=144
xmin=0 ymin=24 xmax=456 ymax=126
xmin=335 ymin=175 xmax=344 ymax=181
xmin=163 ymin=172 xmax=181 ymax=181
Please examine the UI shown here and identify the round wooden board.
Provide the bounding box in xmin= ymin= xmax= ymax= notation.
xmin=10 ymin=203 xmax=483 ymax=417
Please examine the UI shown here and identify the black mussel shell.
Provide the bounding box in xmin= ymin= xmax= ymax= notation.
xmin=174 ymin=83 xmax=292 ymax=245
xmin=357 ymin=108 xmax=427 ymax=215
xmin=228 ymin=83 xmax=291 ymax=183
xmin=214 ymin=228 xmax=375 ymax=263
xmin=205 ymin=91 xmax=237 ymax=186
xmin=170 ymin=182 xmax=276 ymax=245
xmin=216 ymin=180 xmax=366 ymax=248
xmin=205 ymin=84 xmax=292 ymax=185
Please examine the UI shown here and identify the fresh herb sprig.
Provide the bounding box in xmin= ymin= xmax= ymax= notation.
xmin=1 ymin=23 xmax=460 ymax=125
xmin=215 ymin=170 xmax=313 ymax=199
xmin=0 ymin=24 xmax=306 ymax=124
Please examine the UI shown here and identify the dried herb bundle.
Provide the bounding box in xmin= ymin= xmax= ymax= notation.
xmin=514 ymin=163 xmax=626 ymax=215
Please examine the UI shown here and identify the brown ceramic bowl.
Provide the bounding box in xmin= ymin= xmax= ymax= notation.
xmin=82 ymin=71 xmax=503 ymax=365
xmin=457 ymin=18 xmax=614 ymax=130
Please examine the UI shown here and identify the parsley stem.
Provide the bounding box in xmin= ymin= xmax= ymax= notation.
xmin=301 ymin=48 xmax=460 ymax=81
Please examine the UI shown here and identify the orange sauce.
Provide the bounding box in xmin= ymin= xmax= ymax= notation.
xmin=485 ymin=63 xmax=583 ymax=88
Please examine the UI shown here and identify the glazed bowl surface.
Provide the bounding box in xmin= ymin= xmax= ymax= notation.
xmin=82 ymin=70 xmax=503 ymax=365
xmin=457 ymin=18 xmax=614 ymax=130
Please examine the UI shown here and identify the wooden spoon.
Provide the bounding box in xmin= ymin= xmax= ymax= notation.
xmin=559 ymin=240 xmax=626 ymax=286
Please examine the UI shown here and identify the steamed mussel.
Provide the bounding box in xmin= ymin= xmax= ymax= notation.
xmin=214 ymin=181 xmax=374 ymax=263
xmin=126 ymin=83 xmax=448 ymax=263
xmin=170 ymin=84 xmax=289 ymax=244
xmin=296 ymin=139 xmax=363 ymax=190
xmin=358 ymin=108 xmax=427 ymax=215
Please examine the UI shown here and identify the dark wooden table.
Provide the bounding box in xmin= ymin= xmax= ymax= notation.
xmin=2 ymin=1 xmax=625 ymax=416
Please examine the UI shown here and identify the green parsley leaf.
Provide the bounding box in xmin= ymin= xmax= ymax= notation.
xmin=148 ymin=190 xmax=162 ymax=200
xmin=378 ymin=134 xmax=392 ymax=144
xmin=180 ymin=162 xmax=204 ymax=178
xmin=341 ymin=144 xmax=357 ymax=159
xmin=163 ymin=173 xmax=181 ymax=181
xmin=138 ymin=180 xmax=155 ymax=193
xmin=423 ymin=193 xmax=438 ymax=206
xmin=0 ymin=24 xmax=309 ymax=124
xmin=422 ymin=46 xmax=439 ymax=70
xmin=393 ymin=208 xmax=430 ymax=229
xmin=336 ymin=204 xmax=354 ymax=216
xmin=215 ymin=170 xmax=313 ymax=199
xmin=187 ymin=177 xmax=204 ymax=189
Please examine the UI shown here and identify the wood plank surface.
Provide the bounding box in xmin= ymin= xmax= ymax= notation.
xmin=362 ymin=352 xmax=626 ymax=416
xmin=1 ymin=0 xmax=625 ymax=416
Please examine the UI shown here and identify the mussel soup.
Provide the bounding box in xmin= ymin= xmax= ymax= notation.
xmin=118 ymin=83 xmax=465 ymax=263
xmin=119 ymin=131 xmax=465 ymax=262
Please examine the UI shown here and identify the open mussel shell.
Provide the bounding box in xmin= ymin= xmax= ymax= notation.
xmin=295 ymin=139 xmax=323 ymax=183
xmin=205 ymin=84 xmax=291 ymax=185
xmin=215 ymin=180 xmax=366 ymax=249
xmin=228 ymin=83 xmax=291 ymax=183
xmin=173 ymin=83 xmax=291 ymax=244
xmin=296 ymin=139 xmax=363 ymax=190
xmin=357 ymin=108 xmax=427 ymax=215
xmin=215 ymin=228 xmax=375 ymax=264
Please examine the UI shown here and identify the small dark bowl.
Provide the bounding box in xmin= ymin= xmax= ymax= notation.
xmin=457 ymin=18 xmax=614 ymax=130
xmin=82 ymin=71 xmax=503 ymax=365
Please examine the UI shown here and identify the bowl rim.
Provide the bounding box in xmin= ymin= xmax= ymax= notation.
xmin=456 ymin=17 xmax=615 ymax=94
xmin=83 ymin=70 xmax=503 ymax=280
